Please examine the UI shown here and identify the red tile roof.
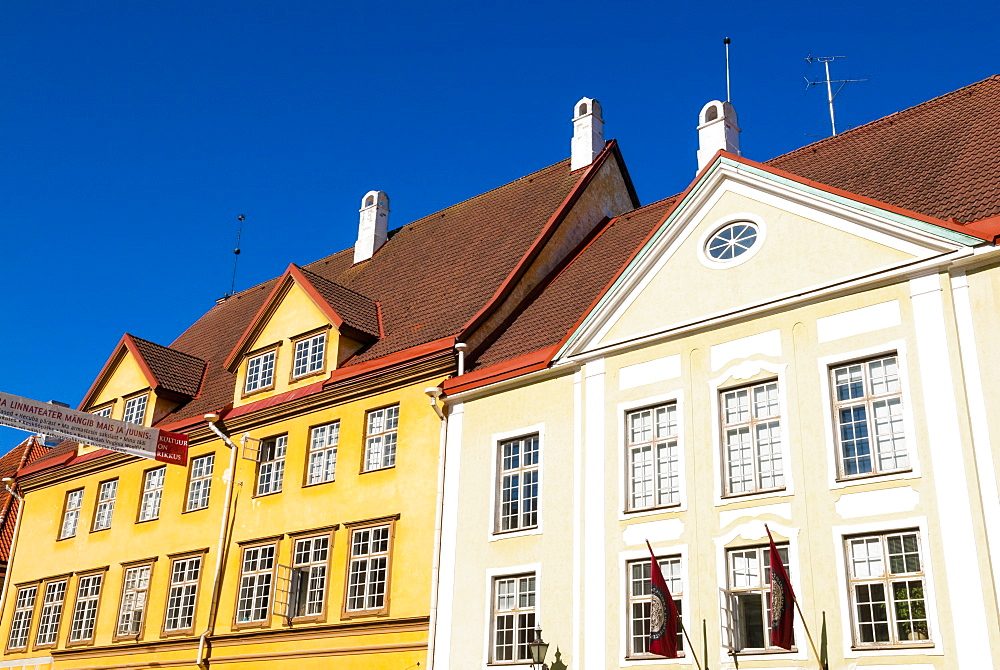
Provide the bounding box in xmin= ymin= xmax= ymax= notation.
xmin=128 ymin=335 xmax=207 ymax=398
xmin=0 ymin=438 xmax=47 ymax=565
xmin=459 ymin=75 xmax=1000 ymax=383
xmin=471 ymin=196 xmax=680 ymax=371
xmin=26 ymin=153 xmax=597 ymax=470
xmin=768 ymin=75 xmax=1000 ymax=223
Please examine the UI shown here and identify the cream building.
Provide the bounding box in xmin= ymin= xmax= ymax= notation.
xmin=434 ymin=77 xmax=1000 ymax=670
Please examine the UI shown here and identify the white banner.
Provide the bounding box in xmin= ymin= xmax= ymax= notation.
xmin=0 ymin=391 xmax=188 ymax=466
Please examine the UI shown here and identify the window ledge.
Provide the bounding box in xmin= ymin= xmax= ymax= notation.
xmin=836 ymin=469 xmax=913 ymax=484
xmin=851 ymin=642 xmax=935 ymax=651
xmin=302 ymin=479 xmax=336 ymax=489
xmin=489 ymin=527 xmax=542 ymax=543
xmin=360 ymin=465 xmax=396 ymax=475
xmin=251 ymin=489 xmax=284 ymax=499
xmin=161 ymin=628 xmax=196 ymax=638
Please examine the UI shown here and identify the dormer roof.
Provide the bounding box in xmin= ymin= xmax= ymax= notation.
xmin=224 ymin=264 xmax=381 ymax=372
xmin=79 ymin=333 xmax=207 ymax=410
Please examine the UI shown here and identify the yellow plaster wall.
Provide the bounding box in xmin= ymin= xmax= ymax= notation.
xmin=600 ymin=191 xmax=916 ymax=346
xmin=88 ymin=353 xmax=150 ymax=418
xmin=233 ymin=282 xmax=341 ymax=408
xmin=0 ymin=375 xmax=444 ymax=668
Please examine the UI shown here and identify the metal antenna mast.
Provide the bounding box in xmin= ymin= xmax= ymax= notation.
xmin=229 ymin=214 xmax=245 ymax=297
xmin=804 ymin=54 xmax=867 ymax=136
xmin=724 ymin=37 xmax=732 ymax=102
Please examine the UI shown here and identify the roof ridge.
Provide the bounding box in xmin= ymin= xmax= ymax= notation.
xmin=129 ymin=333 xmax=206 ymax=363
xmin=767 ymin=74 xmax=1000 ymax=165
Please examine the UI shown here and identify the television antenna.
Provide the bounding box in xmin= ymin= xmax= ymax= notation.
xmin=804 ymin=55 xmax=867 ymax=136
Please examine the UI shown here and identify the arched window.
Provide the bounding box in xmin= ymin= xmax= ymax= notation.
xmin=365 ymin=195 xmax=375 ymax=207
xmin=705 ymin=105 xmax=719 ymax=122
xmin=578 ymin=103 xmax=588 ymax=116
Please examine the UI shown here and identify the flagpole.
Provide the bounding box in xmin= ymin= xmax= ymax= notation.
xmin=790 ymin=594 xmax=824 ymax=670
xmin=677 ymin=618 xmax=704 ymax=670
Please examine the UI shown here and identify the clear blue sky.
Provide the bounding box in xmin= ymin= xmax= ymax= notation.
xmin=1 ymin=0 xmax=997 ymax=449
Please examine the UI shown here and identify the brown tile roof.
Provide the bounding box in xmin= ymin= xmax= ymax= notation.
xmin=297 ymin=268 xmax=381 ymax=340
xmin=94 ymin=156 xmax=586 ymax=433
xmin=472 ymin=197 xmax=680 ymax=371
xmin=128 ymin=335 xmax=207 ymax=398
xmin=768 ymin=74 xmax=1000 ymax=223
xmin=463 ymin=75 xmax=1000 ymax=378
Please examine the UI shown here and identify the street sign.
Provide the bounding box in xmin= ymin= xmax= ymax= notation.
xmin=0 ymin=391 xmax=188 ymax=466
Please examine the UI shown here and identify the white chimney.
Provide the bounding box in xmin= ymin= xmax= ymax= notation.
xmin=696 ymin=100 xmax=740 ymax=173
xmin=571 ymin=97 xmax=604 ymax=171
xmin=353 ymin=190 xmax=390 ymax=263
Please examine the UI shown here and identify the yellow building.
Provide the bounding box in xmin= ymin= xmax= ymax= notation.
xmin=435 ymin=78 xmax=1000 ymax=669
xmin=0 ymin=98 xmax=638 ymax=670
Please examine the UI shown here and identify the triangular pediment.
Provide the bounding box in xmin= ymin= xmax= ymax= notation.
xmin=558 ymin=155 xmax=986 ymax=358
xmin=224 ymin=264 xmax=379 ymax=372
xmin=80 ymin=336 xmax=157 ymax=413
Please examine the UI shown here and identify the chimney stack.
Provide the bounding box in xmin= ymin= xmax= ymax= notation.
xmin=353 ymin=190 xmax=390 ymax=264
xmin=571 ymin=97 xmax=604 ymax=171
xmin=696 ymin=100 xmax=740 ymax=173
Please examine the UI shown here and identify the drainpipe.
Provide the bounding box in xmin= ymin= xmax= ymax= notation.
xmin=197 ymin=413 xmax=240 ymax=668
xmin=0 ymin=474 xmax=27 ymax=627
xmin=424 ymin=387 xmax=447 ymax=669
xmin=455 ymin=343 xmax=468 ymax=376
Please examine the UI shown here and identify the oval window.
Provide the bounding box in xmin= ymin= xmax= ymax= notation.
xmin=706 ymin=221 xmax=759 ymax=261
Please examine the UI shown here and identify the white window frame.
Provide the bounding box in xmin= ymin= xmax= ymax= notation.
xmin=720 ymin=380 xmax=784 ymax=496
xmin=723 ymin=542 xmax=792 ymax=653
xmin=138 ymin=467 xmax=165 ymax=522
xmin=490 ymin=573 xmax=537 ymax=664
xmin=69 ymin=573 xmax=104 ymax=642
xmin=60 ymin=488 xmax=84 ymax=539
xmin=831 ymin=354 xmax=909 ymax=479
xmin=818 ymin=341 xmax=921 ymax=490
xmin=618 ymin=545 xmax=690 ymax=666
xmin=709 ymin=362 xmax=793 ymax=506
xmin=186 ymin=454 xmax=214 ymax=511
xmin=345 ymin=523 xmax=392 ymax=614
xmin=164 ymin=555 xmax=202 ymax=632
xmin=495 ymin=434 xmax=540 ymax=534
xmin=92 ymin=479 xmax=118 ymax=531
xmin=34 ymin=579 xmax=68 ymax=647
xmin=91 ymin=405 xmax=113 ymax=419
xmin=488 ymin=424 xmax=544 ymax=542
xmin=363 ymin=405 xmax=399 ymax=471
xmin=696 ymin=212 xmax=768 ymax=270
xmin=291 ymin=535 xmax=331 ymax=617
xmin=292 ymin=332 xmax=326 ymax=378
xmin=236 ymin=544 xmax=276 ymax=624
xmin=625 ymin=402 xmax=681 ymax=512
xmin=627 ymin=553 xmax=685 ymax=661
xmin=712 ymin=523 xmax=807 ymax=664
xmin=8 ymin=584 xmax=38 ymax=650
xmin=255 ymin=435 xmax=287 ymax=496
xmin=306 ymin=422 xmax=339 ymax=485
xmin=122 ymin=393 xmax=148 ymax=425
xmin=244 ymin=349 xmax=276 ymax=394
xmin=832 ymin=517 xmax=941 ymax=659
xmin=618 ymin=391 xmax=687 ymax=520
xmin=115 ymin=565 xmax=151 ymax=637
xmin=481 ymin=562 xmax=542 ymax=667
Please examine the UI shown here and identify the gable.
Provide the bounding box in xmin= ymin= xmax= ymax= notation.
xmin=598 ymin=189 xmax=918 ymax=346
xmin=86 ymin=349 xmax=152 ymax=412
xmin=248 ymin=281 xmax=334 ymax=353
xmin=560 ymin=155 xmax=980 ymax=357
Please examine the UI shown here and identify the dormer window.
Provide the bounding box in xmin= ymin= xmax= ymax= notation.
xmin=292 ymin=333 xmax=327 ymax=379
xmin=245 ymin=350 xmax=277 ymax=394
xmin=122 ymin=394 xmax=148 ymax=425
xmin=92 ymin=405 xmax=113 ymax=419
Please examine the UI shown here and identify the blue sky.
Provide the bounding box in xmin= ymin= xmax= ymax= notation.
xmin=1 ymin=1 xmax=997 ymax=448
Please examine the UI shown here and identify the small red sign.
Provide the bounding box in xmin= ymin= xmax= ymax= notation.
xmin=155 ymin=430 xmax=189 ymax=466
